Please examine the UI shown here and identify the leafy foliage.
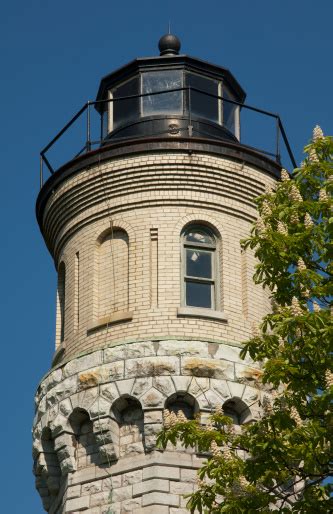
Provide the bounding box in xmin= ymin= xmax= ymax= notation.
xmin=157 ymin=129 xmax=333 ymax=512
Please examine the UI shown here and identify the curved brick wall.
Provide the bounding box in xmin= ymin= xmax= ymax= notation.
xmin=39 ymin=151 xmax=276 ymax=362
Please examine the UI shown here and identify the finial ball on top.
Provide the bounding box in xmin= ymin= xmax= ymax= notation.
xmin=158 ymin=33 xmax=181 ymax=56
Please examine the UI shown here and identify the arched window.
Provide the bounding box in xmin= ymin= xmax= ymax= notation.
xmin=98 ymin=229 xmax=129 ymax=317
xmin=181 ymin=225 xmax=218 ymax=309
xmin=56 ymin=262 xmax=66 ymax=346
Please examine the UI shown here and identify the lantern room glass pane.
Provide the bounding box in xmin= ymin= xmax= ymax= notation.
xmin=112 ymin=77 xmax=140 ymax=130
xmin=187 ymin=73 xmax=219 ymax=123
xmin=186 ymin=249 xmax=212 ymax=279
xmin=223 ymin=86 xmax=237 ymax=136
xmin=101 ymin=109 xmax=108 ymax=139
xmin=142 ymin=70 xmax=183 ymax=115
xmin=186 ymin=281 xmax=212 ymax=308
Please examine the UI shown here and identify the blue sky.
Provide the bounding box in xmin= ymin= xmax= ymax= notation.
xmin=1 ymin=1 xmax=332 ymax=512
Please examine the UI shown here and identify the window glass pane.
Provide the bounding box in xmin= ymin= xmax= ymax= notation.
xmin=185 ymin=229 xmax=214 ymax=245
xmin=186 ymin=249 xmax=212 ymax=279
xmin=187 ymin=73 xmax=219 ymax=123
xmin=223 ymin=86 xmax=236 ymax=135
xmin=186 ymin=281 xmax=212 ymax=308
xmin=142 ymin=70 xmax=183 ymax=115
xmin=112 ymin=77 xmax=140 ymax=130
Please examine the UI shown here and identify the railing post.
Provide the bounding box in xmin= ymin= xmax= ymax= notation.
xmin=276 ymin=117 xmax=281 ymax=164
xmin=86 ymin=102 xmax=91 ymax=152
xmin=40 ymin=155 xmax=44 ymax=190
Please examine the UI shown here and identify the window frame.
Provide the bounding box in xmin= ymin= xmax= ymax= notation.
xmin=181 ymin=225 xmax=218 ymax=310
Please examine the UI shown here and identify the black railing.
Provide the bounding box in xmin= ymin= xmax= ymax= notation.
xmin=39 ymin=87 xmax=297 ymax=188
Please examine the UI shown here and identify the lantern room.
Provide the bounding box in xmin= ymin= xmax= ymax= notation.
xmin=95 ymin=33 xmax=246 ymax=143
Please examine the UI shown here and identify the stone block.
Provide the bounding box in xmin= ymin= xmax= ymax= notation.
xmin=180 ymin=468 xmax=198 ymax=483
xmin=235 ymin=364 xmax=263 ymax=383
xmin=133 ymin=478 xmax=169 ymax=497
xmin=49 ymin=414 xmax=70 ymax=436
xmin=214 ymin=344 xmax=244 ymax=364
xmin=65 ymin=495 xmax=90 ymax=511
xmin=157 ymin=340 xmax=209 ymax=357
xmin=227 ymin=381 xmax=245 ymax=399
xmin=133 ymin=507 xmax=169 ymax=514
xmin=63 ymin=352 xmax=103 ymax=378
xmin=81 ymin=480 xmax=102 ymax=495
xmin=54 ymin=433 xmax=74 ymax=452
xmin=187 ymin=377 xmax=210 ymax=397
xmin=116 ymin=379 xmax=135 ymax=396
xmin=210 ymin=379 xmax=231 ymax=401
xmin=59 ymin=398 xmax=72 ymax=417
xmin=132 ymin=377 xmax=153 ymax=397
xmin=78 ymin=367 xmax=110 ymax=389
xmin=111 ymin=484 xmax=133 ymax=502
xmin=121 ymin=498 xmax=142 ymax=512
xmin=143 ymin=410 xmax=163 ymax=424
xmin=142 ymin=491 xmax=179 ymax=507
xmin=45 ymin=368 xmax=63 ymax=393
xmin=242 ymin=385 xmax=259 ymax=404
xmin=122 ymin=469 xmax=142 ymax=486
xmin=170 ymin=481 xmax=194 ymax=495
xmin=182 ymin=357 xmax=234 ymax=380
xmin=143 ymin=465 xmax=180 ymax=481
xmin=126 ymin=357 xmax=179 ymax=379
xmin=196 ymin=389 xmax=226 ymax=410
xmin=171 ymin=376 xmax=191 ymax=392
xmin=101 ymin=503 xmax=121 ymax=514
xmin=104 ymin=342 xmax=155 ymax=363
xmin=89 ymin=397 xmax=111 ymax=419
xmin=36 ymin=396 xmax=47 ymax=418
xmin=140 ymin=388 xmax=165 ymax=408
xmin=69 ymin=466 xmax=96 ymax=484
xmin=47 ymin=403 xmax=59 ymax=423
xmin=106 ymin=360 xmax=125 ymax=381
xmin=102 ymin=475 xmax=122 ymax=490
xmin=89 ymin=490 xmax=111 ymax=507
xmin=46 ymin=376 xmax=77 ymax=407
xmin=153 ymin=376 xmax=175 ymax=396
xmin=98 ymin=443 xmax=117 ymax=463
xmin=57 ymin=445 xmax=75 ymax=461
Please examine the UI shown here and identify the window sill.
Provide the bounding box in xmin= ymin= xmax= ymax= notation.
xmin=87 ymin=311 xmax=133 ymax=333
xmin=177 ymin=306 xmax=228 ymax=322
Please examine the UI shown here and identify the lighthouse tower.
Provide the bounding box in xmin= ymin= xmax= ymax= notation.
xmin=33 ymin=35 xmax=282 ymax=514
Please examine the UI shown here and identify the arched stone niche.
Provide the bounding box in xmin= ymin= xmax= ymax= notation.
xmin=223 ymin=397 xmax=252 ymax=425
xmin=69 ymin=408 xmax=99 ymax=469
xmin=165 ymin=391 xmax=199 ymax=420
xmin=111 ymin=396 xmax=145 ymax=458
xmin=34 ymin=427 xmax=61 ymax=512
